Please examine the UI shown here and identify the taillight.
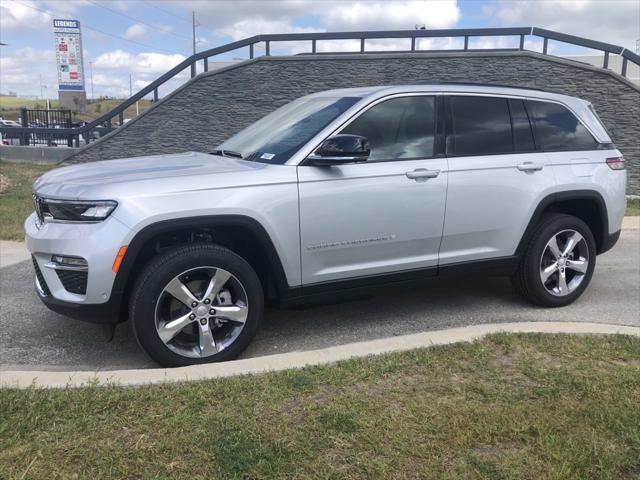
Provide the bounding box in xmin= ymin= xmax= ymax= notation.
xmin=606 ymin=157 xmax=625 ymax=170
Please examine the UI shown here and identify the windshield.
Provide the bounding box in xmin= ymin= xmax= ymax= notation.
xmin=216 ymin=96 xmax=361 ymax=164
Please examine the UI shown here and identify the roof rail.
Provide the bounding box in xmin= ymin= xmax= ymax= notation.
xmin=410 ymin=81 xmax=549 ymax=92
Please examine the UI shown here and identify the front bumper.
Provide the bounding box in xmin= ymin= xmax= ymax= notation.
xmin=25 ymin=212 xmax=132 ymax=323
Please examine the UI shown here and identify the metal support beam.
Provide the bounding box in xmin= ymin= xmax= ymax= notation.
xmin=519 ymin=34 xmax=524 ymax=50
xmin=360 ymin=38 xmax=365 ymax=53
xmin=543 ymin=37 xmax=548 ymax=54
xmin=411 ymin=37 xmax=416 ymax=51
xmin=153 ymin=88 xmax=158 ymax=102
xmin=312 ymin=39 xmax=316 ymax=54
xmin=249 ymin=43 xmax=254 ymax=59
xmin=265 ymin=41 xmax=270 ymax=56
xmin=464 ymin=36 xmax=469 ymax=50
xmin=621 ymin=57 xmax=628 ymax=77
xmin=204 ymin=57 xmax=209 ymax=72
xmin=603 ymin=52 xmax=609 ymax=69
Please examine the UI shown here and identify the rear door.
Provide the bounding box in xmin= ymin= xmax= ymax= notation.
xmin=297 ymin=94 xmax=448 ymax=286
xmin=439 ymin=94 xmax=557 ymax=265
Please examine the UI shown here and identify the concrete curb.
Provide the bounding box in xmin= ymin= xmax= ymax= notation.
xmin=1 ymin=321 xmax=637 ymax=389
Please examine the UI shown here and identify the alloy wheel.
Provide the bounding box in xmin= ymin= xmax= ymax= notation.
xmin=539 ymin=229 xmax=590 ymax=297
xmin=154 ymin=266 xmax=248 ymax=358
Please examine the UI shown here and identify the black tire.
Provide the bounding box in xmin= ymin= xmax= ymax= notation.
xmin=130 ymin=244 xmax=263 ymax=367
xmin=512 ymin=213 xmax=596 ymax=307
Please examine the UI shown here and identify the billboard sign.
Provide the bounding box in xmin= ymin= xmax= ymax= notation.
xmin=53 ymin=19 xmax=85 ymax=91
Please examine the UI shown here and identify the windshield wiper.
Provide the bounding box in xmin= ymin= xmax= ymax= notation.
xmin=210 ymin=149 xmax=244 ymax=159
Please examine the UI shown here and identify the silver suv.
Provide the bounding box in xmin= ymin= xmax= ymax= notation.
xmin=26 ymin=84 xmax=627 ymax=367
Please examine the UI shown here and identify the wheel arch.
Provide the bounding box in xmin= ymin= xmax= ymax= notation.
xmin=515 ymin=190 xmax=610 ymax=257
xmin=112 ymin=215 xmax=295 ymax=319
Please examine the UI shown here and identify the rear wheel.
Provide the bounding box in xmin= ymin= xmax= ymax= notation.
xmin=130 ymin=244 xmax=263 ymax=367
xmin=512 ymin=214 xmax=596 ymax=307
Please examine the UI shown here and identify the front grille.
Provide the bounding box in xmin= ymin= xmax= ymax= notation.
xmin=56 ymin=270 xmax=88 ymax=295
xmin=32 ymin=256 xmax=51 ymax=296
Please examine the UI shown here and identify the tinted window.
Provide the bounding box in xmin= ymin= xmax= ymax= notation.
xmin=527 ymin=100 xmax=597 ymax=151
xmin=509 ymin=98 xmax=535 ymax=152
xmin=448 ymin=96 xmax=512 ymax=156
xmin=341 ymin=96 xmax=435 ymax=161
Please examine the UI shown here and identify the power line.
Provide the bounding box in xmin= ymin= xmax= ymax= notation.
xmin=86 ymin=0 xmax=191 ymax=40
xmin=141 ymin=0 xmax=192 ymax=24
xmin=12 ymin=0 xmax=178 ymax=55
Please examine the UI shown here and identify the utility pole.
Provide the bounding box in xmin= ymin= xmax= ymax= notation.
xmin=39 ymin=74 xmax=43 ymax=101
xmin=89 ymin=61 xmax=94 ymax=100
xmin=192 ymin=11 xmax=197 ymax=55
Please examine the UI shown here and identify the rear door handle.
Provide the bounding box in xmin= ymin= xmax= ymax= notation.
xmin=517 ymin=162 xmax=544 ymax=172
xmin=406 ymin=168 xmax=440 ymax=181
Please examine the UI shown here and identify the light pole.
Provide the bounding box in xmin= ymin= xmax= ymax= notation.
xmin=192 ymin=11 xmax=197 ymax=55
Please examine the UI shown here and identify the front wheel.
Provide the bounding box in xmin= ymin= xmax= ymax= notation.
xmin=130 ymin=244 xmax=264 ymax=367
xmin=512 ymin=214 xmax=596 ymax=307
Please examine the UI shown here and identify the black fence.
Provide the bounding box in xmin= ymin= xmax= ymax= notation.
xmin=19 ymin=108 xmax=73 ymax=146
xmin=1 ymin=27 xmax=639 ymax=150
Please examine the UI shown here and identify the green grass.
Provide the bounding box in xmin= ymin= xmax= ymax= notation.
xmin=1 ymin=333 xmax=639 ymax=479
xmin=0 ymin=162 xmax=53 ymax=240
xmin=0 ymin=97 xmax=152 ymax=123
xmin=626 ymin=197 xmax=640 ymax=216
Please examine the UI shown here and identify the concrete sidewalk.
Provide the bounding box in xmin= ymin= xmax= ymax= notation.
xmin=0 ymin=240 xmax=29 ymax=268
xmin=2 ymin=216 xmax=638 ymax=269
xmin=1 ymin=321 xmax=637 ymax=389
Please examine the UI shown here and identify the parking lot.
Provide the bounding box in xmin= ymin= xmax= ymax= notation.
xmin=1 ymin=229 xmax=638 ymax=372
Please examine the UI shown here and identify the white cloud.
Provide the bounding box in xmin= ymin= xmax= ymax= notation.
xmin=124 ymin=23 xmax=149 ymax=40
xmin=0 ymin=47 xmax=57 ymax=97
xmin=184 ymin=0 xmax=461 ymax=56
xmin=322 ymin=1 xmax=460 ymax=31
xmin=0 ymin=0 xmax=87 ymax=31
xmin=94 ymin=50 xmax=186 ymax=76
xmin=492 ymin=0 xmax=639 ymax=50
xmin=0 ymin=0 xmax=51 ymax=30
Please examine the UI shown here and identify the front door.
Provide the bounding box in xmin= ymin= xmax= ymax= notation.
xmin=297 ymin=94 xmax=448 ymax=286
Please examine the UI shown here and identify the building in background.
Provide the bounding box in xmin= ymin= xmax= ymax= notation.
xmin=53 ymin=19 xmax=87 ymax=111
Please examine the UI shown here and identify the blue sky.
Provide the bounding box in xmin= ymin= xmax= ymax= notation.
xmin=1 ymin=0 xmax=638 ymax=98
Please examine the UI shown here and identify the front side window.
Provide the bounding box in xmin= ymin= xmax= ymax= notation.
xmin=447 ymin=96 xmax=513 ymax=156
xmin=216 ymin=96 xmax=360 ymax=164
xmin=527 ymin=100 xmax=597 ymax=151
xmin=340 ymin=96 xmax=436 ymax=161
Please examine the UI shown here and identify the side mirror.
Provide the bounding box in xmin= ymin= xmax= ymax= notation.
xmin=307 ymin=134 xmax=370 ymax=166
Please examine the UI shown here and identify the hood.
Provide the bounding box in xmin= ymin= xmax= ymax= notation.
xmin=33 ymin=151 xmax=284 ymax=199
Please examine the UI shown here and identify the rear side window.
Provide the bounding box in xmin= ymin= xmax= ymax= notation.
xmin=341 ymin=96 xmax=436 ymax=161
xmin=447 ymin=96 xmax=512 ymax=156
xmin=527 ymin=100 xmax=597 ymax=151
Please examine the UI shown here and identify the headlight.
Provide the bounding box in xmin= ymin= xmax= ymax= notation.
xmin=34 ymin=196 xmax=117 ymax=222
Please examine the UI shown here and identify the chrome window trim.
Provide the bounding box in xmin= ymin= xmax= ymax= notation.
xmin=287 ymin=88 xmax=603 ymax=166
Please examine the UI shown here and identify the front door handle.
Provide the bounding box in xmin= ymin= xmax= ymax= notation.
xmin=406 ymin=168 xmax=440 ymax=181
xmin=517 ymin=162 xmax=544 ymax=172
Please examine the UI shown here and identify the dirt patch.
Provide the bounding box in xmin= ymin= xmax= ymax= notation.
xmin=0 ymin=174 xmax=10 ymax=193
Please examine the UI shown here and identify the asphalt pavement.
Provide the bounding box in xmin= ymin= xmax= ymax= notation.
xmin=1 ymin=230 xmax=638 ymax=371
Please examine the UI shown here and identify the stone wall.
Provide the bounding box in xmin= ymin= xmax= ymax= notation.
xmin=65 ymin=51 xmax=640 ymax=193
